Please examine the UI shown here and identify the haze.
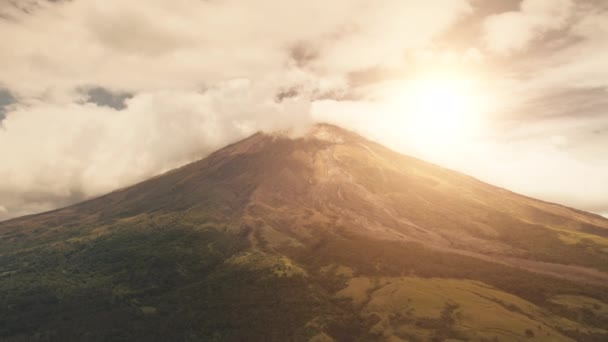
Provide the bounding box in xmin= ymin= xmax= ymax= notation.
xmin=0 ymin=0 xmax=607 ymax=220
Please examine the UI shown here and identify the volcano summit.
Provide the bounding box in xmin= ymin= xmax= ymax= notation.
xmin=1 ymin=124 xmax=607 ymax=341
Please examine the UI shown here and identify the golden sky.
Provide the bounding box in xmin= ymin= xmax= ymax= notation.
xmin=0 ymin=0 xmax=607 ymax=219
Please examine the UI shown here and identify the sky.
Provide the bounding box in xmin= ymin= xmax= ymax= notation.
xmin=0 ymin=0 xmax=607 ymax=220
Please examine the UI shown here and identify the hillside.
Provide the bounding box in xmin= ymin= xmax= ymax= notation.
xmin=1 ymin=124 xmax=608 ymax=341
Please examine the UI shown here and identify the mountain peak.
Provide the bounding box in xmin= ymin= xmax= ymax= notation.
xmin=2 ymin=122 xmax=608 ymax=341
xmin=305 ymin=123 xmax=362 ymax=144
xmin=261 ymin=123 xmax=363 ymax=145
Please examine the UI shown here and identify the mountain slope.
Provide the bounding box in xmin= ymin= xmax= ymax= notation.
xmin=1 ymin=124 xmax=608 ymax=341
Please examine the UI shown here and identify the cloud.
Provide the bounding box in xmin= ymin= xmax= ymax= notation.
xmin=0 ymin=0 xmax=474 ymax=220
xmin=83 ymin=87 xmax=133 ymax=110
xmin=0 ymin=0 xmax=606 ymax=221
xmin=480 ymin=7 xmax=608 ymax=123
xmin=482 ymin=0 xmax=573 ymax=54
xmin=0 ymin=88 xmax=16 ymax=123
xmin=0 ymin=80 xmax=312 ymax=220
xmin=527 ymin=10 xmax=608 ymax=89
xmin=0 ymin=0 xmax=472 ymax=98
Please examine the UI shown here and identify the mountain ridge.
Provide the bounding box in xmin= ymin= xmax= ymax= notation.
xmin=5 ymin=123 xmax=605 ymax=226
xmin=1 ymin=123 xmax=608 ymax=341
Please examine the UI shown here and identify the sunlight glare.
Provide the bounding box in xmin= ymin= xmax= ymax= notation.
xmin=394 ymin=76 xmax=487 ymax=146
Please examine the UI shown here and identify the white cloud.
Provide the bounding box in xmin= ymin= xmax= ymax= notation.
xmin=0 ymin=0 xmax=475 ymax=220
xmin=0 ymin=80 xmax=312 ymax=220
xmin=0 ymin=0 xmax=472 ymax=98
xmin=310 ymin=0 xmax=473 ymax=74
xmin=482 ymin=0 xmax=573 ymax=54
xmin=527 ymin=10 xmax=608 ymax=89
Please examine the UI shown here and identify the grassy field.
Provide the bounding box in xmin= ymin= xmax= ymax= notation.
xmin=335 ymin=276 xmax=604 ymax=341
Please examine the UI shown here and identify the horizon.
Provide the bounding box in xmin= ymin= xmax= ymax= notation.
xmin=1 ymin=0 xmax=607 ymax=219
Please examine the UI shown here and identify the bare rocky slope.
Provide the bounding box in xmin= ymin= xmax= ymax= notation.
xmin=1 ymin=124 xmax=608 ymax=341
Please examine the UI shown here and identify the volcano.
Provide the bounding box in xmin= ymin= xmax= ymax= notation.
xmin=1 ymin=124 xmax=607 ymax=341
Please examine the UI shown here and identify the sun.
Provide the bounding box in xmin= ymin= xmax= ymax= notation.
xmin=407 ymin=78 xmax=481 ymax=141
xmin=393 ymin=76 xmax=486 ymax=146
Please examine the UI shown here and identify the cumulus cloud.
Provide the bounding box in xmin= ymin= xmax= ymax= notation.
xmin=0 ymin=80 xmax=312 ymax=219
xmin=482 ymin=0 xmax=573 ymax=54
xmin=0 ymin=0 xmax=473 ymax=219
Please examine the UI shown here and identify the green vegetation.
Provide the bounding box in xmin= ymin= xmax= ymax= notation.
xmin=0 ymin=218 xmax=342 ymax=341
